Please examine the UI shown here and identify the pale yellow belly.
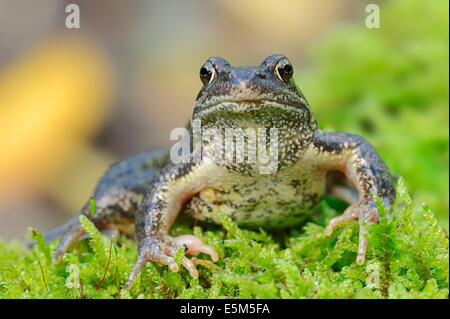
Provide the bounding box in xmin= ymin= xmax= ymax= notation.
xmin=182 ymin=165 xmax=326 ymax=228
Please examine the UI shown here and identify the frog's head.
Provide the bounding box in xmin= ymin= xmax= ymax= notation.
xmin=192 ymin=54 xmax=317 ymax=133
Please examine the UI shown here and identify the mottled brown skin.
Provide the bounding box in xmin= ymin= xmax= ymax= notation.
xmin=34 ymin=54 xmax=395 ymax=289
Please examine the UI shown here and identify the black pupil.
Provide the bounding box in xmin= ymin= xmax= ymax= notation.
xmin=200 ymin=67 xmax=210 ymax=76
xmin=283 ymin=64 xmax=292 ymax=74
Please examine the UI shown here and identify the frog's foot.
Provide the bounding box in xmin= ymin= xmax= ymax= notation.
xmin=324 ymin=204 xmax=360 ymax=236
xmin=26 ymin=215 xmax=82 ymax=255
xmin=125 ymin=235 xmax=218 ymax=289
xmin=52 ymin=221 xmax=123 ymax=263
xmin=325 ymin=201 xmax=379 ymax=265
xmin=51 ymin=222 xmax=83 ymax=264
xmin=26 ymin=215 xmax=121 ymax=264
xmin=26 ymin=223 xmax=70 ymax=250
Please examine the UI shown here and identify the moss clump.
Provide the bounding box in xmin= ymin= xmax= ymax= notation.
xmin=0 ymin=177 xmax=448 ymax=299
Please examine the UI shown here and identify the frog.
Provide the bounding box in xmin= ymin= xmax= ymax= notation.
xmin=33 ymin=54 xmax=395 ymax=289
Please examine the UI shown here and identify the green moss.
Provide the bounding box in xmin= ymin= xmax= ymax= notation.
xmin=0 ymin=177 xmax=448 ymax=299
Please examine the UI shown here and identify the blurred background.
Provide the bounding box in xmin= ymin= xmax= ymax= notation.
xmin=0 ymin=0 xmax=448 ymax=239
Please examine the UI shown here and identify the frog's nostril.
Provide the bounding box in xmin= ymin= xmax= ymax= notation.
xmin=255 ymin=72 xmax=266 ymax=79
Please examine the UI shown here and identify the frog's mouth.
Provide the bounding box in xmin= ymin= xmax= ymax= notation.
xmin=194 ymin=96 xmax=308 ymax=120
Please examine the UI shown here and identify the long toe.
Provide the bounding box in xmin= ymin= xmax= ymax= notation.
xmin=174 ymin=234 xmax=219 ymax=262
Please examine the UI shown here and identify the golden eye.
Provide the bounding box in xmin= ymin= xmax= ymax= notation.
xmin=199 ymin=61 xmax=216 ymax=85
xmin=275 ymin=58 xmax=293 ymax=82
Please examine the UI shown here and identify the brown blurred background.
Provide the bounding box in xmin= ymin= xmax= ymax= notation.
xmin=0 ymin=0 xmax=388 ymax=238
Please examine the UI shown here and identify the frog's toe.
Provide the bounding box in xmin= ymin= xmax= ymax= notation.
xmin=325 ymin=204 xmax=359 ymax=236
xmin=125 ymin=255 xmax=146 ymax=289
xmin=172 ymin=235 xmax=218 ymax=277
xmin=174 ymin=234 xmax=219 ymax=262
xmin=182 ymin=257 xmax=199 ymax=277
xmin=26 ymin=222 xmax=71 ymax=249
xmin=325 ymin=201 xmax=380 ymax=265
xmin=325 ymin=210 xmax=368 ymax=265
xmin=125 ymin=237 xmax=178 ymax=289
xmin=356 ymin=202 xmax=379 ymax=265
xmin=52 ymin=223 xmax=84 ymax=264
xmin=125 ymin=235 xmax=218 ymax=289
xmin=357 ymin=225 xmax=369 ymax=265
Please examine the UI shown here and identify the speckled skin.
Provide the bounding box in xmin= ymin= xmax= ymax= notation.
xmin=37 ymin=54 xmax=395 ymax=289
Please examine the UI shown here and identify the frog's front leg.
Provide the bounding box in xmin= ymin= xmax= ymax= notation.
xmin=29 ymin=150 xmax=168 ymax=263
xmin=310 ymin=131 xmax=396 ymax=264
xmin=125 ymin=159 xmax=219 ymax=289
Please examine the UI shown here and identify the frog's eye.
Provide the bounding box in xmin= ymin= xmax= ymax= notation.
xmin=275 ymin=58 xmax=293 ymax=82
xmin=199 ymin=61 xmax=216 ymax=85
